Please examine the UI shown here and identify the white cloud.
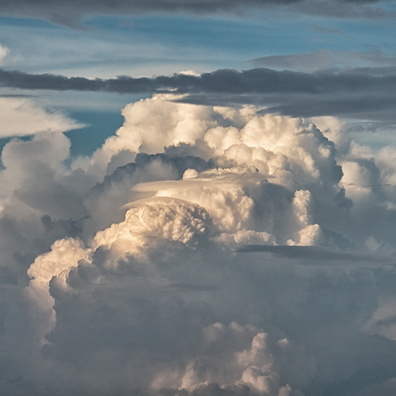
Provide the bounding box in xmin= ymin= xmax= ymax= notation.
xmin=0 ymin=97 xmax=83 ymax=138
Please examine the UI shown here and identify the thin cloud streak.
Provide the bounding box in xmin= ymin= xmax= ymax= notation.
xmin=249 ymin=50 xmax=396 ymax=72
xmin=235 ymin=244 xmax=396 ymax=267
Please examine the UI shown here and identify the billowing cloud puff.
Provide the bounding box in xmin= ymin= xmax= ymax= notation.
xmin=94 ymin=197 xmax=211 ymax=255
xmin=28 ymin=238 xmax=89 ymax=291
xmin=85 ymin=96 xmax=342 ymax=188
xmin=1 ymin=95 xmax=396 ymax=395
xmin=151 ymin=322 xmax=315 ymax=395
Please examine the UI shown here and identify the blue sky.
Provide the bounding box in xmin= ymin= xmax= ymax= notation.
xmin=2 ymin=10 xmax=394 ymax=76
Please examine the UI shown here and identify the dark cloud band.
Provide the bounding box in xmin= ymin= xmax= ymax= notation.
xmin=1 ymin=66 xmax=396 ymax=121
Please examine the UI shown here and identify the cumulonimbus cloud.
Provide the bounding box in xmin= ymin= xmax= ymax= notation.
xmin=1 ymin=96 xmax=396 ymax=395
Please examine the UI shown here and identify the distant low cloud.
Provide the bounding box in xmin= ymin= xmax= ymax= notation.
xmin=2 ymin=66 xmax=396 ymax=122
xmin=249 ymin=49 xmax=396 ymax=73
xmin=0 ymin=0 xmax=392 ymax=24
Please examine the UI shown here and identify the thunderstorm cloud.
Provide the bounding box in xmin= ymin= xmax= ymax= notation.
xmin=1 ymin=96 xmax=396 ymax=395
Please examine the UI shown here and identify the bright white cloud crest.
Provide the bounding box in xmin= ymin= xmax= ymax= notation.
xmin=1 ymin=95 xmax=396 ymax=395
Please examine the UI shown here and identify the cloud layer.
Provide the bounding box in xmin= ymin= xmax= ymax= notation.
xmin=0 ymin=0 xmax=392 ymax=24
xmin=1 ymin=96 xmax=396 ymax=395
xmin=2 ymin=66 xmax=396 ymax=122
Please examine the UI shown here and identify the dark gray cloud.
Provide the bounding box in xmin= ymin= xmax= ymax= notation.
xmin=1 ymin=66 xmax=396 ymax=122
xmin=181 ymin=68 xmax=396 ymax=122
xmin=0 ymin=0 xmax=392 ymax=24
xmin=2 ymin=66 xmax=395 ymax=96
